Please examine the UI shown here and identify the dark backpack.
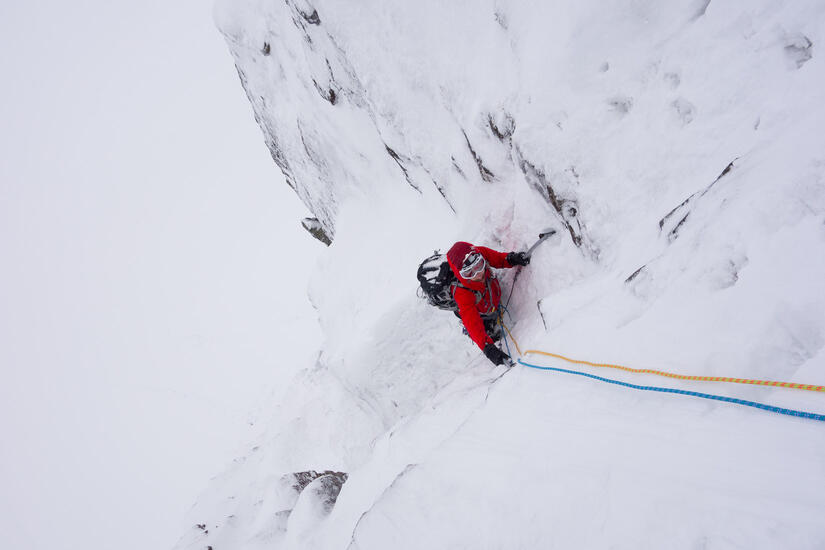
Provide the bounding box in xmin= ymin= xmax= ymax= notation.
xmin=416 ymin=253 xmax=461 ymax=311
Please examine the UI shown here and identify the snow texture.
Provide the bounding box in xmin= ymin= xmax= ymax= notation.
xmin=179 ymin=0 xmax=825 ymax=548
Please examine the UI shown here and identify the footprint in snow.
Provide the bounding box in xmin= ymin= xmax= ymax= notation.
xmin=672 ymin=98 xmax=696 ymax=126
xmin=607 ymin=95 xmax=633 ymax=115
xmin=784 ymin=33 xmax=813 ymax=69
xmin=664 ymin=72 xmax=681 ymax=89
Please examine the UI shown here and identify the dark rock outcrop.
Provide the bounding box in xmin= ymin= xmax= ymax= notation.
xmin=302 ymin=217 xmax=333 ymax=245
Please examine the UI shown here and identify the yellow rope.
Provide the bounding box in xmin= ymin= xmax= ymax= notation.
xmin=501 ymin=321 xmax=523 ymax=357
xmin=523 ymin=349 xmax=825 ymax=393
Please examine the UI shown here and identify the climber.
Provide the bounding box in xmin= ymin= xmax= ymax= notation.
xmin=446 ymin=241 xmax=530 ymax=366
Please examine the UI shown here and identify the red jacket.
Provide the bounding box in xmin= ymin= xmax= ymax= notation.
xmin=446 ymin=241 xmax=515 ymax=350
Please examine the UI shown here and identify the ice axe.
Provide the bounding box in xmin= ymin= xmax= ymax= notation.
xmin=502 ymin=228 xmax=557 ymax=309
xmin=524 ymin=228 xmax=557 ymax=259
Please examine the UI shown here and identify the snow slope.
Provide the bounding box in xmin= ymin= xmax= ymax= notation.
xmin=176 ymin=0 xmax=825 ymax=547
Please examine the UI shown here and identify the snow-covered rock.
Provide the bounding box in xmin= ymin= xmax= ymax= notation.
xmin=177 ymin=0 xmax=825 ymax=548
xmin=301 ymin=217 xmax=332 ymax=245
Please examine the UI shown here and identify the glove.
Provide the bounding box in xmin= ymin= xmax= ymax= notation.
xmin=483 ymin=343 xmax=511 ymax=366
xmin=506 ymin=251 xmax=530 ymax=266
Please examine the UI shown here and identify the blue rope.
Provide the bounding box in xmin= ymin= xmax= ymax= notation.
xmin=500 ymin=303 xmax=515 ymax=325
xmin=517 ymin=359 xmax=825 ymax=423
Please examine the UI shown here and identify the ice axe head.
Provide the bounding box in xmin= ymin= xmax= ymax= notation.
xmin=525 ymin=228 xmax=557 ymax=258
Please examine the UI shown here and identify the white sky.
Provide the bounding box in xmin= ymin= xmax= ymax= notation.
xmin=0 ymin=1 xmax=322 ymax=549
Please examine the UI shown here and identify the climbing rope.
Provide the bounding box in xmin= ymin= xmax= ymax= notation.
xmin=517 ymin=358 xmax=825 ymax=423
xmin=497 ymin=306 xmax=523 ymax=357
xmin=501 ymin=320 xmax=523 ymax=357
xmin=494 ymin=264 xmax=824 ymax=422
xmin=494 ymin=318 xmax=824 ymax=422
xmin=523 ymin=349 xmax=825 ymax=394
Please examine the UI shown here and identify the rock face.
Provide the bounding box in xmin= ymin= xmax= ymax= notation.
xmin=213 ymin=0 xmax=608 ymax=250
xmin=216 ymin=0 xmax=823 ymax=264
xmin=289 ymin=470 xmax=348 ymax=513
xmin=301 ymin=217 xmax=332 ymax=246
xmin=177 ymin=468 xmax=349 ymax=549
xmin=215 ymin=0 xmax=402 ymax=241
xmin=190 ymin=1 xmax=825 ymax=549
